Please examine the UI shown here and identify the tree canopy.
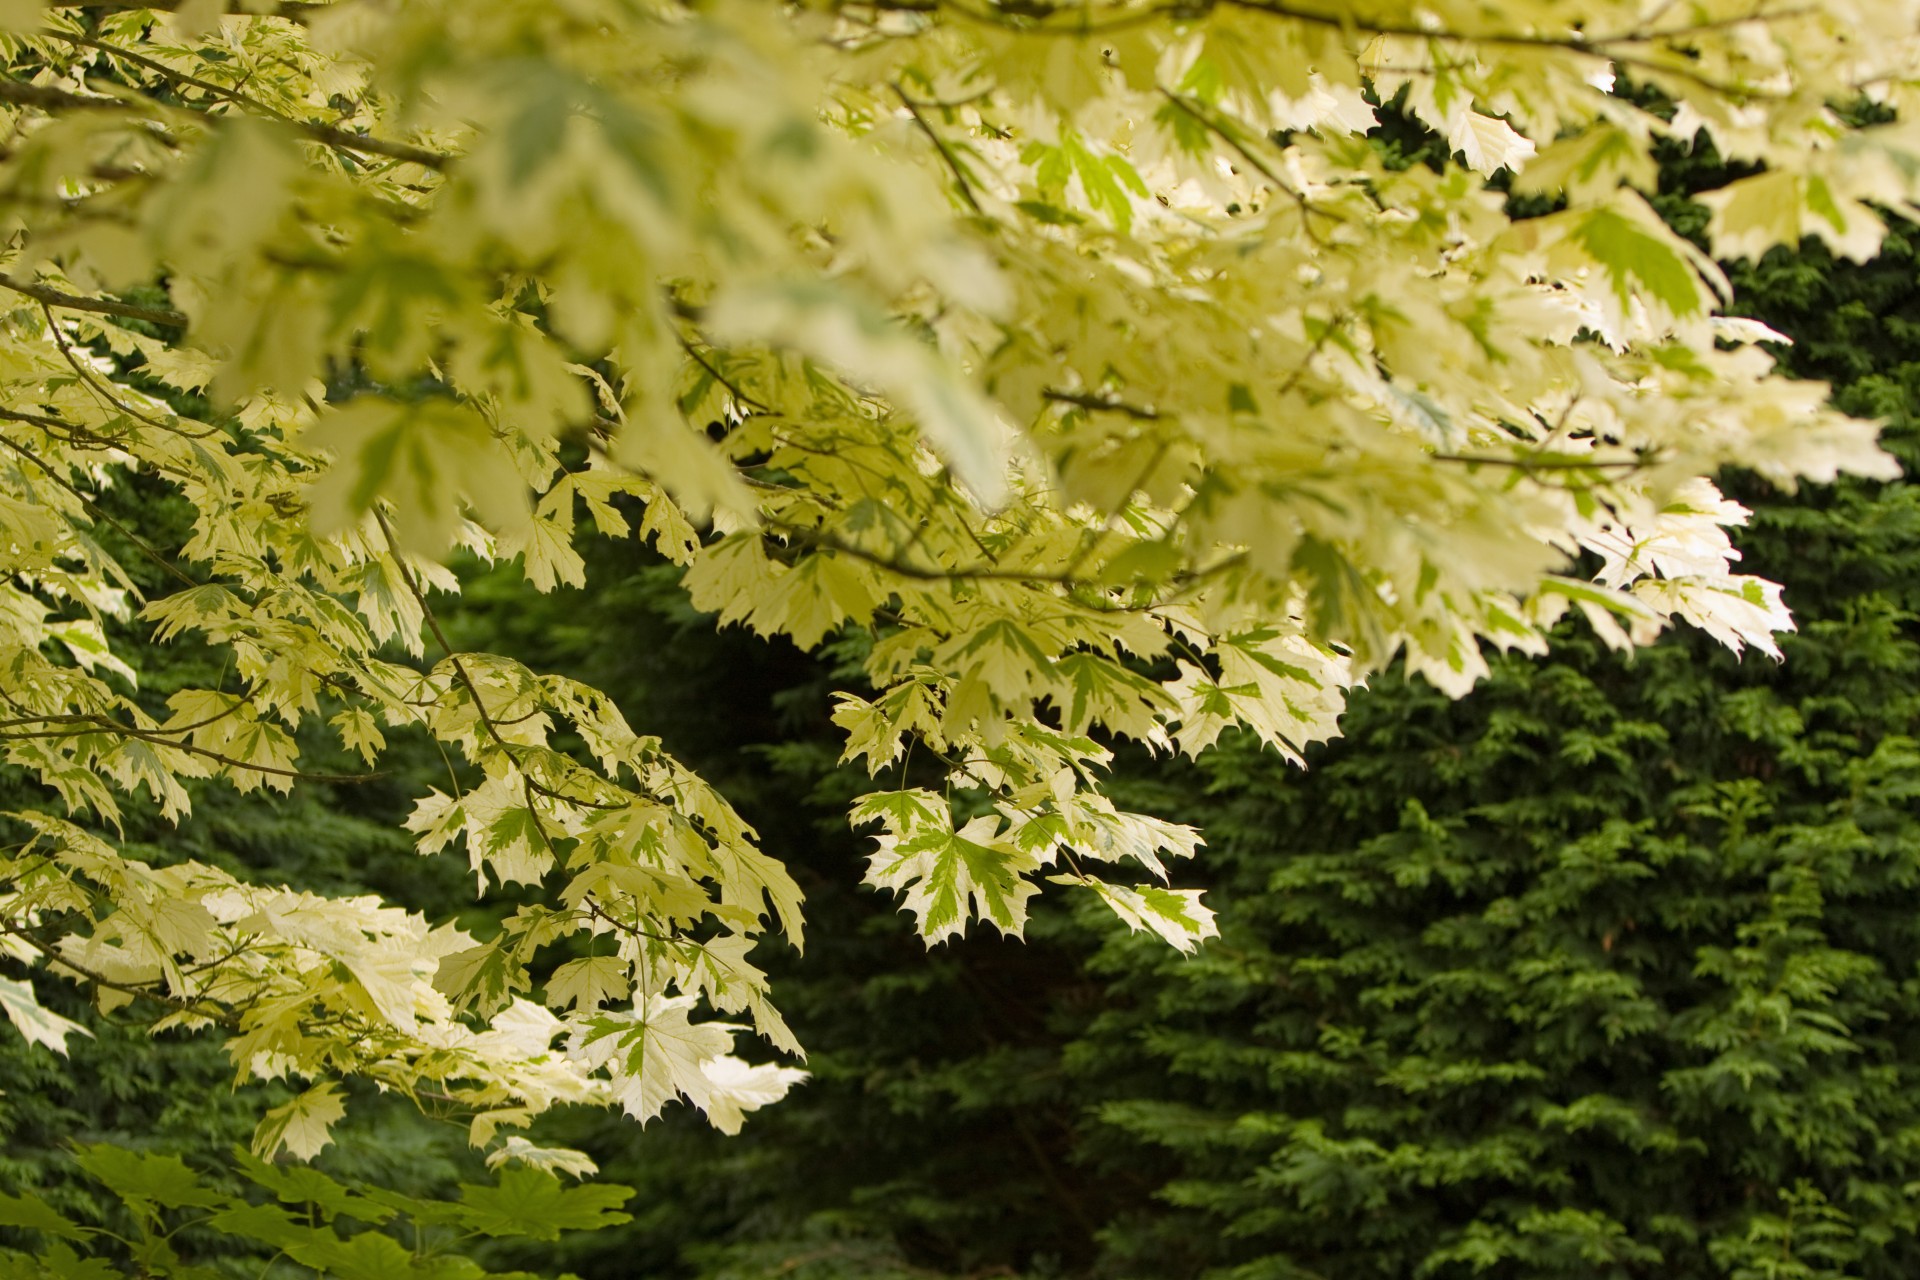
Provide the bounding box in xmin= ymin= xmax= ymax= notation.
xmin=491 ymin=202 xmax=1920 ymax=1280
xmin=0 ymin=0 xmax=1911 ymax=1173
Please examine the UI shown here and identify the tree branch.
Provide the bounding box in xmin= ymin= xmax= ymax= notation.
xmin=1042 ymin=388 xmax=1161 ymax=420
xmin=676 ymin=332 xmax=770 ymax=413
xmin=40 ymin=302 xmax=220 ymax=439
xmin=0 ymin=275 xmax=187 ymax=328
xmin=890 ymin=81 xmax=985 ymax=215
xmin=47 ymin=33 xmax=451 ymax=170
xmin=0 ymin=75 xmax=144 ymax=115
xmin=860 ymin=0 xmax=1799 ymax=99
xmin=0 ymin=431 xmax=208 ymax=589
xmin=1429 ymin=450 xmax=1654 ymax=474
xmin=0 ymin=917 xmax=242 ymax=1030
xmin=0 ymin=712 xmax=386 ymax=784
xmin=63 ymin=0 xmax=323 ymax=18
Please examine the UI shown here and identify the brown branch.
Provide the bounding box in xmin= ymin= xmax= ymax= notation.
xmin=370 ymin=508 xmax=586 ymax=861
xmin=865 ymin=0 xmax=1811 ymax=51
xmin=2 ymin=56 xmax=447 ymax=172
xmin=47 ymin=33 xmax=451 ymax=170
xmin=0 ymin=141 xmax=151 ymax=183
xmin=69 ymin=0 xmax=322 ymax=14
xmin=0 ymin=711 xmax=386 ymax=783
xmin=1429 ymin=450 xmax=1654 ymax=473
xmin=1042 ymin=388 xmax=1160 ymax=420
xmin=767 ymin=522 xmax=1065 ymax=584
xmin=676 ymin=333 xmax=770 ymax=413
xmin=371 ymin=509 xmax=510 ymax=748
xmin=765 ymin=519 xmax=1242 ymax=609
xmin=0 ymin=918 xmax=242 ymax=1030
xmin=40 ymin=302 xmax=220 ymax=439
xmin=0 ymin=75 xmax=143 ymax=115
xmin=0 ymin=401 xmax=197 ymax=482
xmin=0 ymin=404 xmax=93 ymax=436
xmin=573 ymin=899 xmax=767 ymax=996
xmin=579 ymin=895 xmax=675 ymax=946
xmin=862 ymin=0 xmax=1801 ymax=100
xmin=1214 ymin=0 xmax=1812 ymax=52
xmin=1157 ymin=88 xmax=1339 ymax=238
xmin=0 ymin=276 xmax=187 ymax=328
xmin=0 ymin=687 xmax=247 ymax=737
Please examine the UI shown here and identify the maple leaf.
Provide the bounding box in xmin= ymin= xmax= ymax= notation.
xmin=452 ymin=1167 xmax=634 ymax=1241
xmin=252 ymin=1082 xmax=348 ymax=1162
xmin=0 ymin=975 xmax=92 ymax=1055
xmin=545 ymin=955 xmax=629 ymax=1012
xmin=862 ymin=813 xmax=1045 ymax=944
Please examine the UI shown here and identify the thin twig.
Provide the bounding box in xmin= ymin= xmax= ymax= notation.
xmin=0 ymin=432 xmax=203 ymax=589
xmin=0 ymin=918 xmax=242 ymax=1030
xmin=891 ymin=81 xmax=985 ymax=214
xmin=40 ymin=302 xmax=221 ymax=439
xmin=47 ymin=33 xmax=451 ymax=170
xmin=1042 ymin=388 xmax=1160 ymax=420
xmin=1429 ymin=450 xmax=1652 ymax=473
xmin=862 ymin=0 xmax=1801 ymax=101
xmin=0 ymin=713 xmax=385 ymax=783
xmin=70 ymin=0 xmax=321 ymax=16
xmin=1157 ymin=88 xmax=1338 ymax=239
xmin=676 ymin=332 xmax=770 ymax=413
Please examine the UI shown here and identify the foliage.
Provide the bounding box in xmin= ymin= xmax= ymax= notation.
xmin=0 ymin=482 xmax=511 ymax=1273
xmin=488 ymin=163 xmax=1920 ymax=1280
xmin=0 ymin=1142 xmax=631 ymax=1278
xmin=1063 ymin=167 xmax=1920 ymax=1280
xmin=428 ymin=540 xmax=1103 ymax=1279
xmin=0 ymin=0 xmax=1913 ymax=1174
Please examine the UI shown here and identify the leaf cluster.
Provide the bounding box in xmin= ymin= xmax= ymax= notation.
xmin=0 ymin=1143 xmax=631 ymax=1279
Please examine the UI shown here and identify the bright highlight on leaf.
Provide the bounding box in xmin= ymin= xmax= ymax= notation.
xmin=253 ymin=1082 xmax=348 ymax=1162
xmin=0 ymin=975 xmax=89 ymax=1055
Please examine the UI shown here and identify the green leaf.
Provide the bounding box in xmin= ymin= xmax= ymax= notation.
xmin=544 ymin=955 xmax=628 ymax=1011
xmin=304 ymin=397 xmax=531 ymax=554
xmin=0 ymin=1191 xmax=89 ymax=1241
xmin=71 ymin=1146 xmax=227 ymax=1212
xmin=1058 ymin=874 xmax=1220 ymax=953
xmin=284 ymin=1230 xmax=443 ymax=1280
xmin=706 ymin=280 xmax=1010 ymax=505
xmin=1570 ymin=198 xmax=1715 ymax=318
xmin=863 ymin=813 xmax=1045 ymax=944
xmin=250 ymin=1082 xmax=347 ymax=1162
xmin=231 ymin=1149 xmax=396 ymax=1225
xmin=19 ymin=1240 xmax=118 ymax=1280
xmin=202 ymin=1202 xmax=325 ymax=1252
xmin=452 ymin=1166 xmax=634 ymax=1241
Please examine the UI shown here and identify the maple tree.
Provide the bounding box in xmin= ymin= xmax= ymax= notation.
xmin=0 ymin=0 xmax=1911 ymax=1174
